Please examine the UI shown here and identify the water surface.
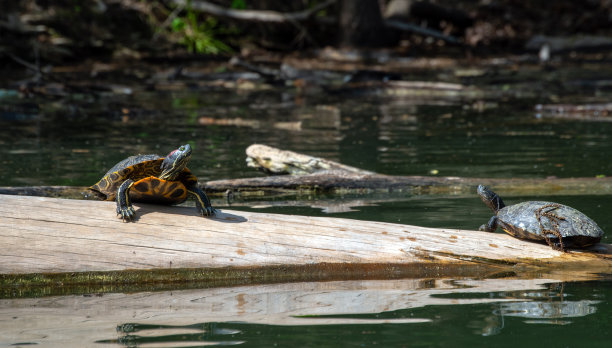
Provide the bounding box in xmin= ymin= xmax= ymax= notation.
xmin=1 ymin=277 xmax=610 ymax=347
xmin=1 ymin=70 xmax=611 ymax=346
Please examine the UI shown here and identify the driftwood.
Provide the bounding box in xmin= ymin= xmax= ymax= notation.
xmin=1 ymin=194 xmax=610 ymax=285
xmin=212 ymin=144 xmax=612 ymax=196
xmin=246 ymin=144 xmax=373 ymax=175
xmin=1 ymin=276 xmax=601 ymax=346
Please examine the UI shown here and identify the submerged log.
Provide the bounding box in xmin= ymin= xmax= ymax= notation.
xmin=1 ymin=174 xmax=611 ymax=199
xmin=1 ymin=194 xmax=610 ymax=286
xmin=205 ymin=171 xmax=612 ymax=196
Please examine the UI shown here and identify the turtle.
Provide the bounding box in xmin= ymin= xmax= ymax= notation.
xmin=90 ymin=144 xmax=215 ymax=222
xmin=477 ymin=185 xmax=603 ymax=251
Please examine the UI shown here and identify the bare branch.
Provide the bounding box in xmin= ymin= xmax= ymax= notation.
xmin=385 ymin=19 xmax=461 ymax=45
xmin=170 ymin=0 xmax=336 ymax=23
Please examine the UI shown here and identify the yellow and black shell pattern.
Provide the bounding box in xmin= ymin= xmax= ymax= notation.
xmin=90 ymin=154 xmax=197 ymax=205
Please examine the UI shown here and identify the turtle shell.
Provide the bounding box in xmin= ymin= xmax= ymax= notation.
xmin=497 ymin=201 xmax=603 ymax=247
xmin=90 ymin=154 xmax=197 ymax=204
xmin=128 ymin=177 xmax=188 ymax=204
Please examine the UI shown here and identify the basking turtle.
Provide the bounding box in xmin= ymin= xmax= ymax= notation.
xmin=477 ymin=185 xmax=603 ymax=251
xmin=90 ymin=144 xmax=215 ymax=221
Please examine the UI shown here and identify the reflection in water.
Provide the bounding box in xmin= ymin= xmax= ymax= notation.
xmin=471 ymin=298 xmax=599 ymax=336
xmin=90 ymin=280 xmax=605 ymax=347
xmin=448 ymin=282 xmax=601 ymax=336
xmin=500 ymin=299 xmax=598 ymax=319
xmin=111 ymin=323 xmax=245 ymax=346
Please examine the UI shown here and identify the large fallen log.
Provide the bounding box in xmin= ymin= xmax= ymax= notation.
xmin=1 ymin=194 xmax=610 ymax=287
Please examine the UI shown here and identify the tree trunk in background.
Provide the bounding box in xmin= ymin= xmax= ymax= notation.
xmin=338 ymin=0 xmax=398 ymax=47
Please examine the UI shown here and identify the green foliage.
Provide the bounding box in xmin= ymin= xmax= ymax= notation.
xmin=231 ymin=0 xmax=247 ymax=10
xmin=171 ymin=0 xmax=231 ymax=54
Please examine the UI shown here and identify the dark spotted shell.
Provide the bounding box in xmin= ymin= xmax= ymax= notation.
xmin=90 ymin=154 xmax=197 ymax=204
xmin=497 ymin=201 xmax=603 ymax=247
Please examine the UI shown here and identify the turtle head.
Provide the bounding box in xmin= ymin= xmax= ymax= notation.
xmin=160 ymin=144 xmax=192 ymax=180
xmin=477 ymin=185 xmax=506 ymax=213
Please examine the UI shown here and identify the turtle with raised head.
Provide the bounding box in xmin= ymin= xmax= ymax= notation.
xmin=90 ymin=144 xmax=215 ymax=221
xmin=477 ymin=185 xmax=603 ymax=251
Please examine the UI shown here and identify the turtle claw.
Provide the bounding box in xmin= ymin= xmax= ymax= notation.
xmin=117 ymin=206 xmax=136 ymax=222
xmin=199 ymin=206 xmax=216 ymax=217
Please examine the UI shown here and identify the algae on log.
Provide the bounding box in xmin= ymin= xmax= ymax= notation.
xmin=1 ymin=194 xmax=610 ymax=287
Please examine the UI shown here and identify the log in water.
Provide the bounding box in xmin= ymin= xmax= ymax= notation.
xmin=1 ymin=194 xmax=610 ymax=286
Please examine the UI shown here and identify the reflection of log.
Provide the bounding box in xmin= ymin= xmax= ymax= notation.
xmin=0 ymin=276 xmax=599 ymax=345
xmin=1 ymin=195 xmax=610 ymax=284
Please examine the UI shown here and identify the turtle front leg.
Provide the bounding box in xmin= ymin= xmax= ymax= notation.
xmin=187 ymin=185 xmax=215 ymax=217
xmin=116 ymin=179 xmax=136 ymax=222
xmin=479 ymin=216 xmax=498 ymax=232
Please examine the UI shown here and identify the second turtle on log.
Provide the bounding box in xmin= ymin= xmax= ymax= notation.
xmin=477 ymin=185 xmax=603 ymax=251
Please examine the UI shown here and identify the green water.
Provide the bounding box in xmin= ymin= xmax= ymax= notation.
xmin=101 ymin=280 xmax=611 ymax=347
xmin=2 ymin=90 xmax=612 ymax=186
xmin=1 ymin=79 xmax=611 ymax=346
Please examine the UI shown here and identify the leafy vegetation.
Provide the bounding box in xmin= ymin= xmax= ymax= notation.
xmin=170 ymin=0 xmax=231 ymax=54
